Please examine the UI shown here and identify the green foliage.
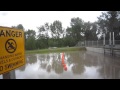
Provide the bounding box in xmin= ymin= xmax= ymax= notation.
xmin=12 ymin=24 xmax=25 ymax=30
xmin=50 ymin=20 xmax=63 ymax=39
xmin=83 ymin=22 xmax=98 ymax=41
xmin=97 ymin=11 xmax=120 ymax=40
xmin=37 ymin=23 xmax=50 ymax=49
xmin=12 ymin=16 xmax=102 ymax=50
xmin=26 ymin=47 xmax=86 ymax=54
xmin=25 ymin=36 xmax=36 ymax=50
xmin=25 ymin=29 xmax=36 ymax=50
xmin=24 ymin=18 xmax=99 ymax=50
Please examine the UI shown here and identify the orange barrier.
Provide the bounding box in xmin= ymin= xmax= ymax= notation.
xmin=61 ymin=53 xmax=67 ymax=71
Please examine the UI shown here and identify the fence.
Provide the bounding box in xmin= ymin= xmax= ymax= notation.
xmin=76 ymin=40 xmax=120 ymax=48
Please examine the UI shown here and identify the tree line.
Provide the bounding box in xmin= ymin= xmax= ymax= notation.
xmin=12 ymin=11 xmax=120 ymax=50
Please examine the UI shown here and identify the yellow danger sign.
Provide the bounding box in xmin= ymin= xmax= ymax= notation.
xmin=0 ymin=26 xmax=25 ymax=75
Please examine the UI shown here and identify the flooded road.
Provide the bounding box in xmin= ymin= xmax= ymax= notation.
xmin=0 ymin=51 xmax=120 ymax=79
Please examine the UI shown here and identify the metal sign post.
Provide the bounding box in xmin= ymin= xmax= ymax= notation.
xmin=3 ymin=70 xmax=16 ymax=79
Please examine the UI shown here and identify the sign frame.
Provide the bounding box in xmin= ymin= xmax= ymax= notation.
xmin=0 ymin=26 xmax=26 ymax=75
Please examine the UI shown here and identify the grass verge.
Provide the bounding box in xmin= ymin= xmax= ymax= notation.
xmin=26 ymin=47 xmax=86 ymax=54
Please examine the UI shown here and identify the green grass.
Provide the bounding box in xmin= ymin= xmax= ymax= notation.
xmin=25 ymin=47 xmax=86 ymax=54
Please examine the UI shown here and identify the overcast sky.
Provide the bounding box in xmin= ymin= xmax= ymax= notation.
xmin=0 ymin=11 xmax=103 ymax=32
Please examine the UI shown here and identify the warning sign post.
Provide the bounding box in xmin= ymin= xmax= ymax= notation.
xmin=0 ymin=26 xmax=25 ymax=78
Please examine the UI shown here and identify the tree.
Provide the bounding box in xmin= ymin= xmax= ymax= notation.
xmin=25 ymin=29 xmax=36 ymax=50
xmin=12 ymin=24 xmax=25 ymax=31
xmin=83 ymin=22 xmax=98 ymax=41
xmin=25 ymin=29 xmax=36 ymax=39
xmin=97 ymin=11 xmax=120 ymax=40
xmin=16 ymin=24 xmax=25 ymax=30
xmin=65 ymin=27 xmax=76 ymax=46
xmin=83 ymin=22 xmax=92 ymax=41
xmin=44 ymin=23 xmax=50 ymax=47
xmin=65 ymin=17 xmax=84 ymax=46
xmin=91 ymin=22 xmax=99 ymax=40
xmin=37 ymin=23 xmax=50 ymax=49
xmin=50 ymin=20 xmax=63 ymax=39
xmin=70 ymin=17 xmax=84 ymax=42
xmin=50 ymin=20 xmax=64 ymax=47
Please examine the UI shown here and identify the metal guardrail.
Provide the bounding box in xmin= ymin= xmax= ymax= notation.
xmin=77 ymin=40 xmax=120 ymax=48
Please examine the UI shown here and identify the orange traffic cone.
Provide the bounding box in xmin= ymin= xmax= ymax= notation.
xmin=62 ymin=53 xmax=64 ymax=62
xmin=61 ymin=53 xmax=67 ymax=71
xmin=64 ymin=66 xmax=67 ymax=71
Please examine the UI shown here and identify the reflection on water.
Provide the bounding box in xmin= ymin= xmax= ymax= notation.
xmin=0 ymin=51 xmax=120 ymax=79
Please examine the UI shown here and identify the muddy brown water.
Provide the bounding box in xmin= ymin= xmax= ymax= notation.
xmin=0 ymin=51 xmax=120 ymax=79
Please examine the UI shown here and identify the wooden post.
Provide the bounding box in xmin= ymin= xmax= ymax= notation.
xmin=109 ymin=32 xmax=112 ymax=55
xmin=103 ymin=33 xmax=105 ymax=46
xmin=109 ymin=32 xmax=111 ymax=46
xmin=92 ymin=41 xmax=93 ymax=47
xmin=3 ymin=70 xmax=16 ymax=79
xmin=88 ymin=41 xmax=89 ymax=47
xmin=85 ymin=40 xmax=86 ymax=47
xmin=103 ymin=33 xmax=105 ymax=54
xmin=97 ymin=40 xmax=98 ymax=47
xmin=113 ymin=32 xmax=115 ymax=46
xmin=112 ymin=32 xmax=115 ymax=56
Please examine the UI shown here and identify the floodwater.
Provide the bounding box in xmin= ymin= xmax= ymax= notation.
xmin=0 ymin=51 xmax=120 ymax=79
